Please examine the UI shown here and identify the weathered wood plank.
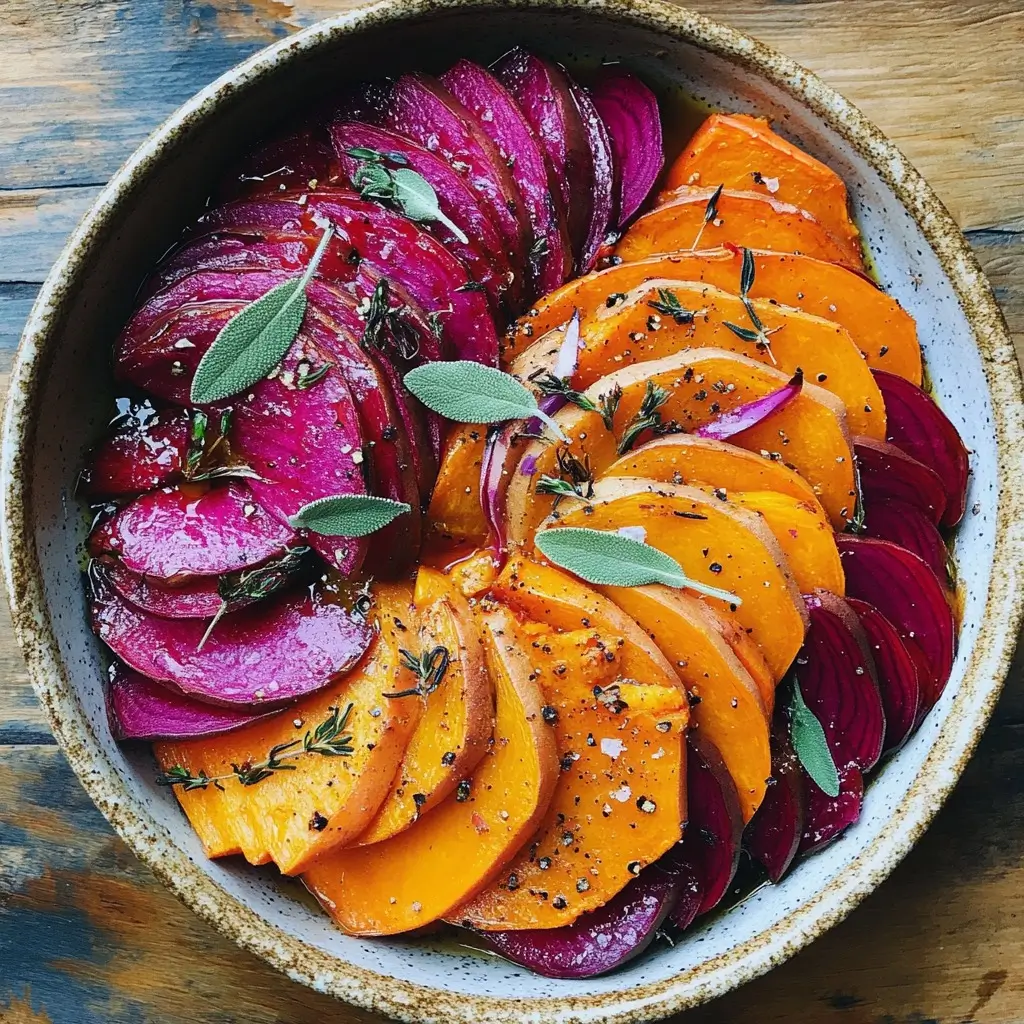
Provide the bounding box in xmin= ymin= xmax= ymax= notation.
xmin=0 ymin=188 xmax=98 ymax=282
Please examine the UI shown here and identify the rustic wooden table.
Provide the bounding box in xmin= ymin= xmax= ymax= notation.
xmin=1 ymin=2 xmax=1022 ymax=1021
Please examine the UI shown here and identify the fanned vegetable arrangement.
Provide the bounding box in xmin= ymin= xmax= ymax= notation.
xmin=81 ymin=48 xmax=968 ymax=980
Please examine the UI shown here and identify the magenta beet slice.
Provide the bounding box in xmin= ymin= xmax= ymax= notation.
xmin=89 ymin=481 xmax=297 ymax=580
xmin=836 ymin=535 xmax=955 ymax=718
xmin=103 ymin=559 xmax=230 ymax=619
xmin=590 ymin=73 xmax=664 ymax=226
xmin=873 ymin=369 xmax=969 ymax=527
xmin=441 ymin=59 xmax=572 ymax=296
xmin=568 ymin=80 xmax=617 ymax=272
xmin=91 ymin=561 xmax=372 ymax=706
xmin=218 ymin=128 xmax=337 ymax=202
xmin=492 ymin=48 xmax=592 ymax=266
xmin=83 ymin=403 xmax=192 ymax=498
xmin=745 ymin=730 xmax=806 ymax=883
xmin=481 ymin=869 xmax=680 ymax=979
xmin=798 ymin=762 xmax=864 ymax=855
xmin=854 ymin=436 xmax=946 ymax=526
xmin=383 ymin=73 xmax=529 ymax=265
xmin=847 ymin=598 xmax=920 ymax=753
xmin=108 ymin=665 xmax=275 ymax=740
xmin=798 ymin=591 xmax=886 ymax=773
xmin=330 ymin=121 xmax=513 ymax=311
xmin=861 ymin=497 xmax=950 ymax=585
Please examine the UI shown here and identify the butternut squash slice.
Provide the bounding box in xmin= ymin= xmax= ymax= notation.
xmin=426 ymin=424 xmax=489 ymax=543
xmin=302 ymin=607 xmax=559 ymax=935
xmin=615 ymin=188 xmax=859 ymax=270
xmin=453 ymin=626 xmax=688 ymax=929
xmin=596 ymin=584 xmax=769 ymax=820
xmin=154 ymin=583 xmax=420 ymax=875
xmin=506 ymin=249 xmax=921 ymax=384
xmin=662 ymin=113 xmax=862 ymax=266
xmin=562 ymin=278 xmax=885 ymax=438
xmin=541 ymin=477 xmax=808 ymax=680
xmin=354 ymin=569 xmax=494 ymax=845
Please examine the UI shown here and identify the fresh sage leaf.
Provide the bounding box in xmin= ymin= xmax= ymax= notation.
xmin=189 ymin=226 xmax=334 ymax=404
xmin=288 ymin=494 xmax=410 ymax=537
xmin=535 ymin=526 xmax=742 ymax=604
xmin=789 ymin=680 xmax=841 ymax=797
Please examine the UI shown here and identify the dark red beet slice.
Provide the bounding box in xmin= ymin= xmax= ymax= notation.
xmin=798 ymin=591 xmax=886 ymax=773
xmin=481 ymin=869 xmax=680 ymax=979
xmin=83 ymin=403 xmax=192 ymax=498
xmin=861 ymin=497 xmax=951 ymax=586
xmin=873 ymin=369 xmax=970 ymax=527
xmin=492 ymin=48 xmax=592 ymax=266
xmin=846 ymin=598 xmax=920 ymax=753
xmin=103 ymin=559 xmax=230 ymax=619
xmin=441 ymin=59 xmax=572 ymax=296
xmin=590 ymin=73 xmax=663 ymax=227
xmin=218 ymin=128 xmax=337 ymax=202
xmin=108 ymin=665 xmax=275 ymax=740
xmin=383 ymin=73 xmax=529 ymax=265
xmin=798 ymin=762 xmax=864 ymax=855
xmin=90 ymin=561 xmax=372 ymax=706
xmin=89 ymin=481 xmax=297 ymax=580
xmin=836 ymin=535 xmax=955 ymax=718
xmin=854 ymin=436 xmax=946 ymax=526
xmin=568 ymin=80 xmax=617 ymax=272
xmin=745 ymin=730 xmax=806 ymax=883
xmin=661 ymin=857 xmax=703 ymax=931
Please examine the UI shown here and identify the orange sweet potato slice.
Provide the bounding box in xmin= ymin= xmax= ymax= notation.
xmin=506 ymin=249 xmax=921 ymax=384
xmin=452 ymin=625 xmax=688 ymax=929
xmin=597 ymin=585 xmax=769 ymax=820
xmin=662 ymin=114 xmax=862 ymax=266
xmin=568 ymin=278 xmax=885 ymax=438
xmin=542 ymin=477 xmax=808 ymax=681
xmin=154 ymin=583 xmax=420 ymax=875
xmin=354 ymin=569 xmax=494 ymax=846
xmin=301 ymin=606 xmax=559 ymax=935
xmin=615 ymin=188 xmax=860 ymax=270
xmin=427 ymin=424 xmax=489 ymax=543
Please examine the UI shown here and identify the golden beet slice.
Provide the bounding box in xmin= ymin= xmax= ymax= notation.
xmin=426 ymin=424 xmax=489 ymax=543
xmin=452 ymin=625 xmax=688 ymax=929
xmin=154 ymin=583 xmax=420 ymax=875
xmin=301 ymin=607 xmax=559 ymax=935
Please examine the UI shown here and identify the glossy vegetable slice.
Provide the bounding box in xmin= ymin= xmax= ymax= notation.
xmin=854 ymin=436 xmax=947 ymax=526
xmin=426 ymin=424 xmax=491 ymax=544
xmin=861 ymin=497 xmax=951 ymax=585
xmin=568 ymin=80 xmax=616 ymax=272
xmin=218 ymin=128 xmax=336 ymax=201
xmin=744 ymin=729 xmax=805 ymax=883
xmin=799 ymin=762 xmax=864 ymax=855
xmin=301 ymin=606 xmax=559 ymax=935
xmin=154 ymin=584 xmax=420 ymax=873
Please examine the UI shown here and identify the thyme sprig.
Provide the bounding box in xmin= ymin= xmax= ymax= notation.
xmin=385 ymin=646 xmax=451 ymax=699
xmin=537 ymin=446 xmax=595 ymax=506
xmin=156 ymin=703 xmax=355 ymax=791
xmin=723 ymin=247 xmax=781 ymax=364
xmin=648 ymin=288 xmax=696 ymax=325
xmin=531 ymin=371 xmax=620 ymax=431
xmin=361 ymin=279 xmax=421 ymax=361
xmin=690 ymin=184 xmax=723 ymax=250
xmin=617 ymin=381 xmax=672 ymax=455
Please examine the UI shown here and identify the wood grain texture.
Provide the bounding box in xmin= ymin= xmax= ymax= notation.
xmin=0 ymin=1 xmax=1022 ymax=1022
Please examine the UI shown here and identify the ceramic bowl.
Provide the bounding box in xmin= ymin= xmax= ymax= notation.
xmin=3 ymin=1 xmax=1022 ymax=1020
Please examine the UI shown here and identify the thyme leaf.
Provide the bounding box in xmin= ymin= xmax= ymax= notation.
xmin=617 ymin=381 xmax=671 ymax=455
xmin=648 ymin=288 xmax=695 ymax=324
xmin=690 ymin=184 xmax=723 ymax=250
xmin=361 ymin=279 xmax=421 ymax=361
xmin=385 ymin=646 xmax=451 ymax=698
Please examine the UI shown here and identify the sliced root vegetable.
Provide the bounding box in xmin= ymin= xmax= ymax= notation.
xmin=427 ymin=424 xmax=491 ymax=544
xmin=90 ymin=559 xmax=373 ymax=707
xmin=89 ymin=481 xmax=298 ymax=580
xmin=854 ymin=436 xmax=947 ymax=526
xmin=154 ymin=584 xmax=420 ymax=873
xmin=355 ymin=568 xmax=494 ymax=845
xmin=481 ymin=868 xmax=680 ymax=978
xmin=568 ymin=80 xmax=616 ymax=272
xmin=860 ymin=497 xmax=951 ymax=586
xmin=662 ymin=114 xmax=863 ymax=268
xmin=301 ymin=606 xmax=559 ymax=934
xmin=873 ymin=369 xmax=969 ymax=527
xmin=835 ymin=535 xmax=955 ymax=718
xmin=665 ymin=859 xmax=704 ymax=931
xmin=598 ymin=583 xmax=770 ymax=820
xmin=616 ymin=188 xmax=858 ymax=270
xmin=590 ymin=72 xmax=663 ymax=227
xmin=799 ymin=762 xmax=864 ymax=855
xmin=441 ymin=59 xmax=572 ymax=296
xmin=109 ymin=664 xmax=276 ymax=741
xmin=847 ymin=598 xmax=920 ymax=753
xmin=218 ymin=128 xmax=337 ymax=201
xmin=744 ymin=729 xmax=805 ymax=883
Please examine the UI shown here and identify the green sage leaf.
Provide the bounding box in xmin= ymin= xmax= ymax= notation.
xmin=288 ymin=494 xmax=410 ymax=537
xmin=789 ymin=680 xmax=841 ymax=797
xmin=389 ymin=168 xmax=469 ymax=244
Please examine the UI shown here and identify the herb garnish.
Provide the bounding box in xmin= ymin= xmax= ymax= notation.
xmin=384 ymin=646 xmax=452 ymax=699
xmin=690 ymin=184 xmax=723 ymax=250
xmin=789 ymin=681 xmax=840 ymax=797
xmin=360 ymin=279 xmax=420 ymax=361
xmin=536 ymin=447 xmax=594 ymax=505
xmin=647 ymin=288 xmax=696 ymax=325
xmin=185 ymin=410 xmax=209 ymax=478
xmin=530 ymin=371 xmax=618 ymax=430
xmin=288 ymin=494 xmax=411 ymax=537
xmin=617 ymin=381 xmax=671 ymax=454
xmin=722 ymin=248 xmax=780 ymax=364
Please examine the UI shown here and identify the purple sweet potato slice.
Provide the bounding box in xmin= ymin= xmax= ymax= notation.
xmin=218 ymin=128 xmax=337 ymax=202
xmin=836 ymin=535 xmax=955 ymax=718
xmin=383 ymin=73 xmax=529 ymax=265
xmin=481 ymin=869 xmax=680 ymax=979
xmin=745 ymin=729 xmax=806 ymax=883
xmin=861 ymin=497 xmax=950 ymax=585
xmin=590 ymin=72 xmax=664 ymax=226
xmin=90 ymin=561 xmax=372 ymax=706
xmin=798 ymin=592 xmax=886 ymax=773
xmin=665 ymin=859 xmax=703 ymax=931
xmin=847 ymin=598 xmax=920 ymax=753
xmin=568 ymin=80 xmax=617 ymax=272
xmin=89 ymin=481 xmax=297 ymax=580
xmin=854 ymin=436 xmax=946 ymax=526
xmin=873 ymin=369 xmax=969 ymax=527
xmin=108 ymin=664 xmax=276 ymax=740
xmin=441 ymin=59 xmax=572 ymax=296
xmin=492 ymin=49 xmax=592 ymax=265
xmin=798 ymin=762 xmax=864 ymax=856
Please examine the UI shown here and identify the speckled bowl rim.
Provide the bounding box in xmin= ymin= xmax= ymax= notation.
xmin=3 ymin=1 xmax=1022 ymax=1020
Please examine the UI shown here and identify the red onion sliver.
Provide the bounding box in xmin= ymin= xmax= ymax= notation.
xmin=694 ymin=370 xmax=803 ymax=440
